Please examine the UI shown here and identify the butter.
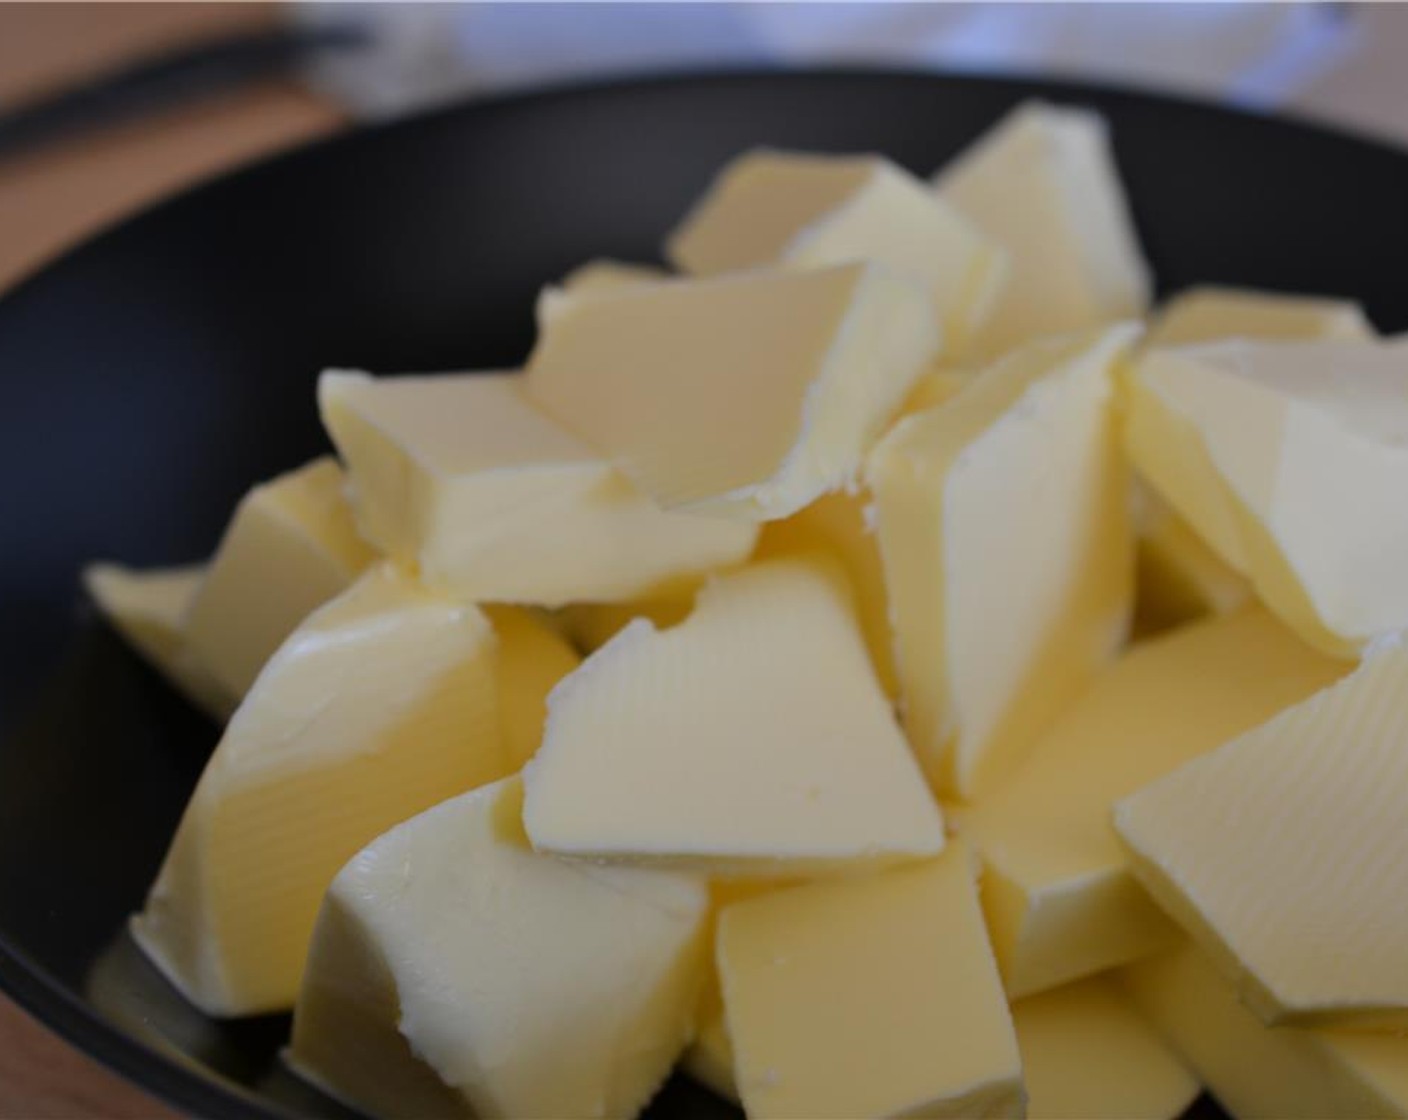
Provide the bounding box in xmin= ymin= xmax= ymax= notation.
xmin=936 ymin=101 xmax=1150 ymax=359
xmin=902 ymin=364 xmax=973 ymax=415
xmin=320 ymin=371 xmax=756 ymax=606
xmin=133 ymin=564 xmax=504 ymax=1016
xmin=484 ymin=606 xmax=581 ymax=770
xmin=1125 ymin=338 xmax=1408 ymax=656
xmin=557 ymin=589 xmax=696 ymax=654
xmin=1116 ymin=646 xmax=1408 ymax=1030
xmin=1012 ymin=975 xmax=1198 ymax=1120
xmin=1145 ymin=285 xmax=1374 ymax=350
xmin=667 ymin=150 xmax=1005 ymax=353
xmin=717 ymin=848 xmax=1023 ymax=1119
xmin=84 ymin=562 xmax=235 ymax=719
xmin=1132 ymin=482 xmax=1250 ymax=634
xmin=559 ymin=258 xmax=668 ymax=292
xmin=867 ymin=325 xmax=1136 ymax=798
xmin=1125 ymin=942 xmax=1408 ymax=1119
xmin=526 ymin=262 xmax=940 ymax=520
xmin=288 ymin=778 xmax=709 ymax=1120
xmin=523 ymin=556 xmax=945 ymax=875
xmin=183 ymin=457 xmax=377 ymax=701
xmin=967 ymin=606 xmax=1346 ymax=999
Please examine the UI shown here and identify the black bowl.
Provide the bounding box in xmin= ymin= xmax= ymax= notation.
xmin=2 ymin=69 xmax=1405 ymax=1120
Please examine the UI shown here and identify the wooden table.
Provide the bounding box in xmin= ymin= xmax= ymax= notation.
xmin=0 ymin=4 xmax=344 ymax=1115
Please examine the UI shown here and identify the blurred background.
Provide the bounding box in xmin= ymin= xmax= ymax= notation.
xmin=0 ymin=1 xmax=1405 ymax=1114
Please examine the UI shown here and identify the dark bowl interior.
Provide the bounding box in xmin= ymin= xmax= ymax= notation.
xmin=2 ymin=69 xmax=1406 ymax=1120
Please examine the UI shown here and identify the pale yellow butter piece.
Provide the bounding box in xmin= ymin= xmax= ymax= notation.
xmin=1116 ymin=646 xmax=1408 ymax=1030
xmin=667 ymin=150 xmax=1005 ymax=353
xmin=967 ymin=606 xmax=1346 ymax=999
xmin=1012 ymin=975 xmax=1198 ymax=1120
xmin=84 ymin=562 xmax=236 ymax=720
xmin=557 ymin=589 xmax=697 ymax=654
xmin=288 ymin=777 xmax=709 ymax=1120
xmin=1145 ymin=285 xmax=1374 ymax=350
xmin=560 ymin=258 xmax=668 ymax=292
xmin=718 ymin=847 xmax=1023 ymax=1119
xmin=526 ymin=262 xmax=940 ymax=521
xmin=320 ymin=371 xmax=756 ymax=606
xmin=1126 ymin=337 xmax=1408 ymax=656
xmin=936 ymin=100 xmax=1151 ymax=359
xmin=183 ymin=457 xmax=377 ymax=701
xmin=483 ymin=605 xmax=581 ymax=771
xmin=523 ymin=556 xmax=945 ymax=876
xmin=132 ymin=564 xmax=504 ymax=1016
xmin=1132 ymin=482 xmax=1250 ymax=634
xmin=867 ymin=324 xmax=1136 ymax=799
xmin=1125 ymin=942 xmax=1408 ymax=1119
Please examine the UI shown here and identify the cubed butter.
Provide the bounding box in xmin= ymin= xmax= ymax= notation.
xmin=84 ymin=562 xmax=235 ymax=719
xmin=183 ymin=457 xmax=377 ymax=700
xmin=1125 ymin=337 xmax=1408 ymax=656
xmin=867 ymin=324 xmax=1136 ymax=798
xmin=935 ymin=101 xmax=1151 ymax=359
xmin=1145 ymin=285 xmax=1374 ymax=350
xmin=526 ymin=262 xmax=940 ymax=520
xmin=132 ymin=564 xmax=504 ymax=1016
xmin=1125 ymin=943 xmax=1408 ymax=1119
xmin=967 ymin=606 xmax=1346 ymax=998
xmin=320 ymin=371 xmax=756 ymax=606
xmin=1116 ymin=645 xmax=1408 ymax=1030
xmin=1012 ymin=975 xmax=1199 ymax=1120
xmin=717 ymin=847 xmax=1023 ymax=1119
xmin=484 ymin=606 xmax=581 ymax=770
xmin=523 ymin=556 xmax=945 ymax=875
xmin=288 ymin=777 xmax=709 ymax=1120
xmin=667 ymin=150 xmax=1005 ymax=353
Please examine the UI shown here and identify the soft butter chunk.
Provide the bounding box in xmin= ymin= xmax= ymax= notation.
xmin=1012 ymin=975 xmax=1199 ymax=1120
xmin=1132 ymin=483 xmax=1250 ymax=634
xmin=667 ymin=150 xmax=1005 ymax=353
xmin=288 ymin=778 xmax=709 ymax=1120
xmin=718 ymin=848 xmax=1023 ymax=1119
xmin=320 ymin=371 xmax=756 ymax=606
xmin=1144 ymin=285 xmax=1374 ymax=350
xmin=133 ymin=564 xmax=504 ymax=1016
xmin=84 ymin=562 xmax=235 ymax=719
xmin=483 ymin=606 xmax=581 ymax=770
xmin=537 ymin=258 xmax=669 ymax=324
xmin=1125 ymin=338 xmax=1408 ymax=655
xmin=184 ymin=457 xmax=377 ymax=700
xmin=523 ymin=556 xmax=945 ymax=876
xmin=867 ymin=325 xmax=1136 ymax=799
xmin=1116 ymin=646 xmax=1408 ymax=1030
xmin=968 ymin=606 xmax=1345 ymax=999
xmin=526 ymin=262 xmax=940 ymax=520
xmin=935 ymin=101 xmax=1151 ymax=359
xmin=1125 ymin=943 xmax=1408 ymax=1119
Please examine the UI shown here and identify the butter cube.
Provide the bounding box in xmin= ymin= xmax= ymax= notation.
xmin=755 ymin=489 xmax=897 ymax=695
xmin=718 ymin=848 xmax=1023 ymax=1119
xmin=1012 ymin=975 xmax=1199 ymax=1120
xmin=1145 ymin=285 xmax=1374 ymax=350
xmin=288 ymin=778 xmax=709 ymax=1120
xmin=1116 ymin=646 xmax=1408 ymax=1030
xmin=1126 ymin=943 xmax=1408 ymax=1119
xmin=320 ymin=371 xmax=756 ymax=606
xmin=484 ymin=605 xmax=581 ymax=770
xmin=557 ymin=589 xmax=696 ymax=654
xmin=968 ymin=606 xmax=1345 ymax=999
xmin=936 ymin=101 xmax=1151 ymax=359
xmin=526 ymin=262 xmax=940 ymax=520
xmin=667 ymin=150 xmax=1005 ymax=353
xmin=132 ymin=564 xmax=504 ymax=1016
xmin=1126 ymin=338 xmax=1408 ymax=656
xmin=84 ymin=562 xmax=235 ymax=719
xmin=867 ymin=325 xmax=1136 ymax=798
xmin=184 ymin=457 xmax=377 ymax=700
xmin=523 ymin=557 xmax=945 ymax=875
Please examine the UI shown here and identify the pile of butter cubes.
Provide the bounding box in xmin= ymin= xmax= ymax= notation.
xmin=88 ymin=100 xmax=1408 ymax=1120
